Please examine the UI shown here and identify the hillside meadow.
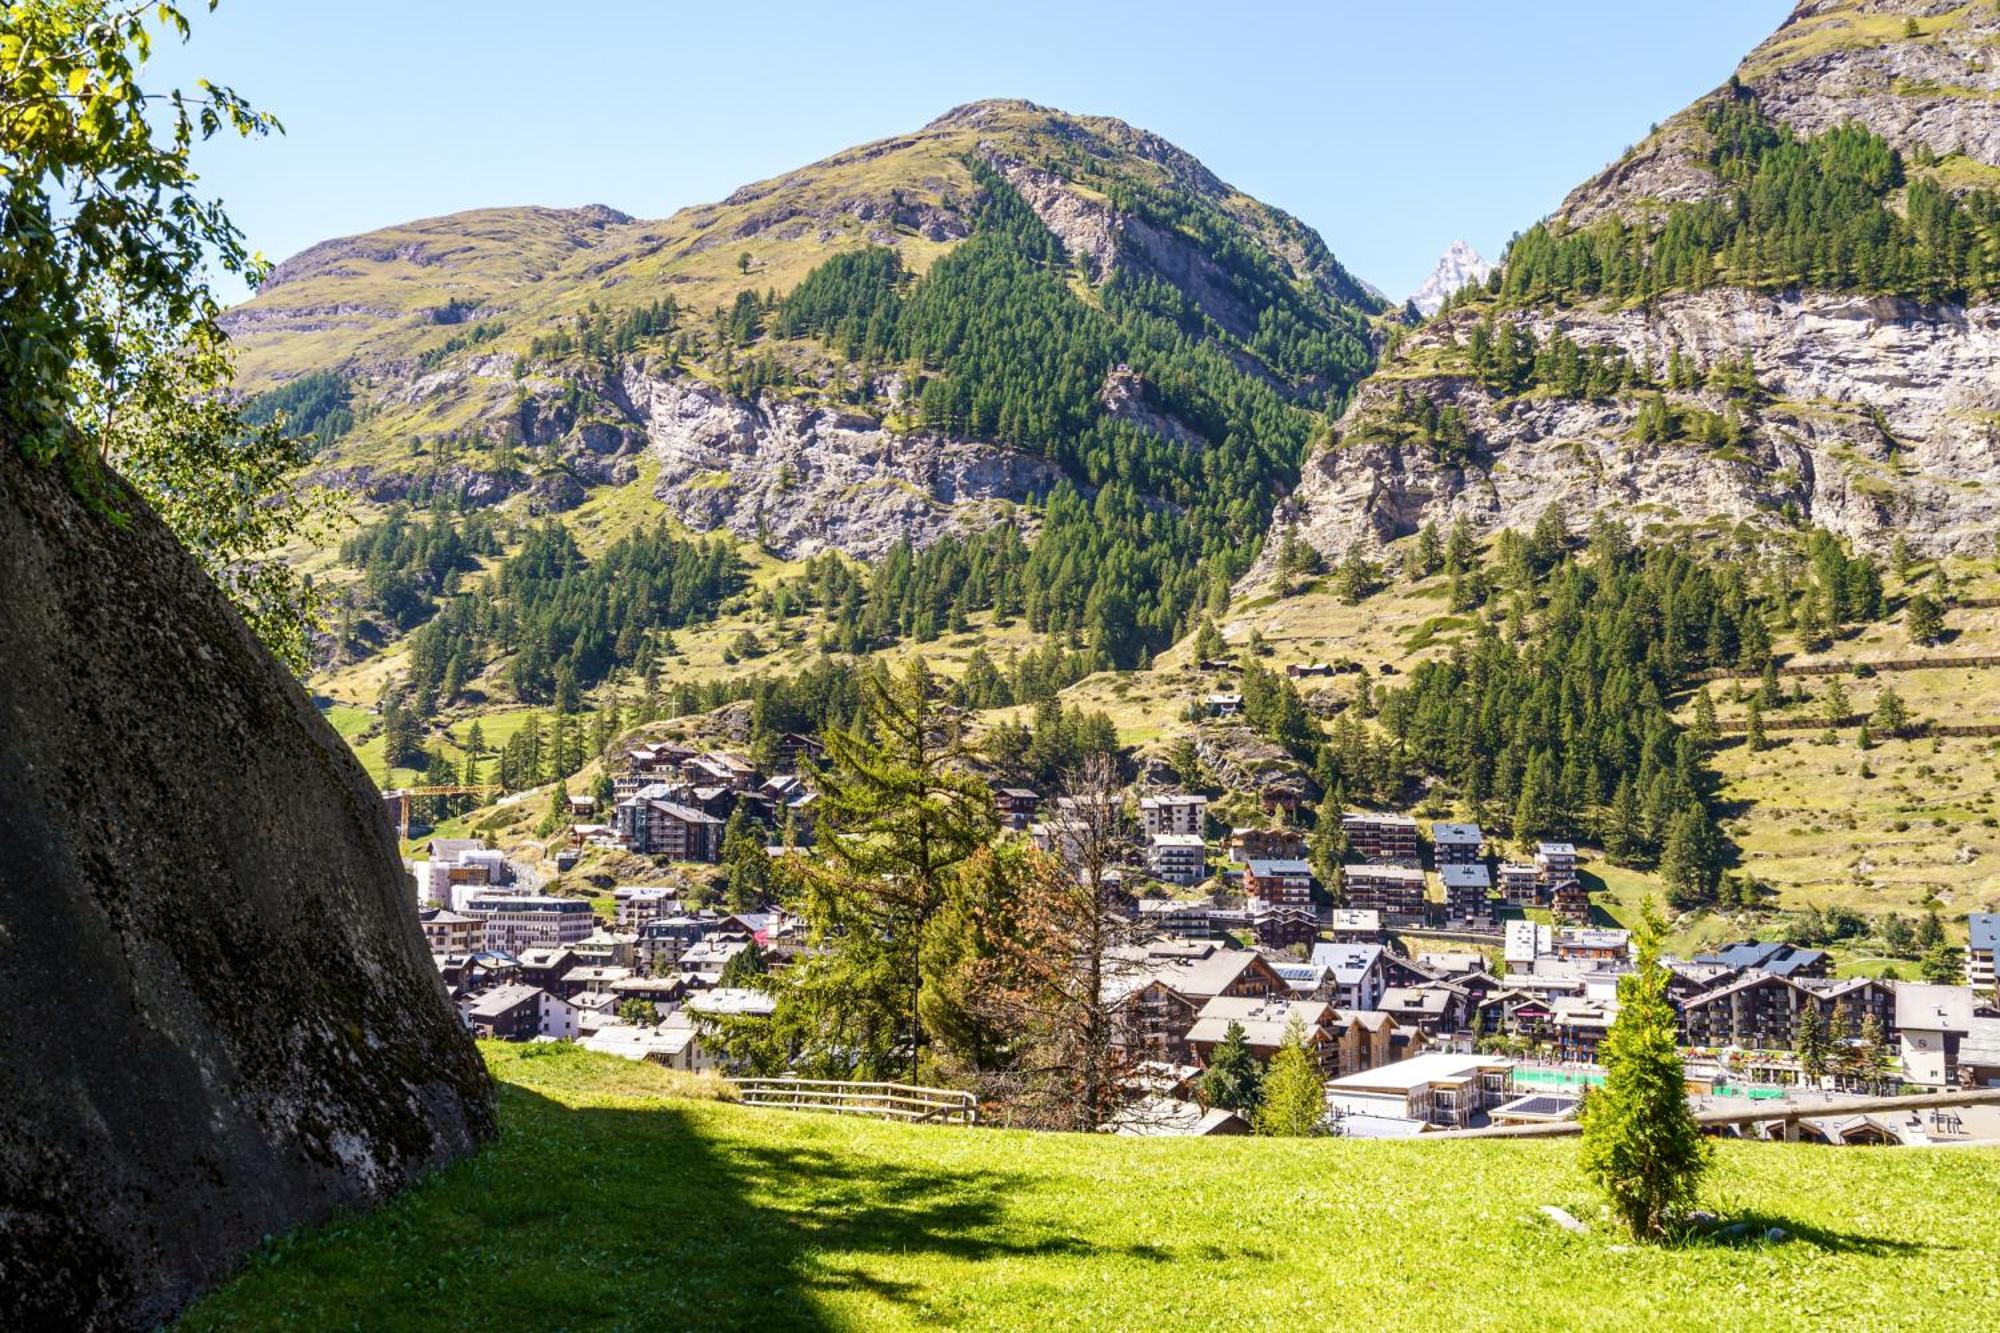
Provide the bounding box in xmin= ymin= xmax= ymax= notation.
xmin=180 ymin=1044 xmax=2000 ymax=1331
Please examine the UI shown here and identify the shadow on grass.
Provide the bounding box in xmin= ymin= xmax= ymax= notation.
xmin=1680 ymin=1212 xmax=1932 ymax=1257
xmin=185 ymin=1083 xmax=1180 ymax=1330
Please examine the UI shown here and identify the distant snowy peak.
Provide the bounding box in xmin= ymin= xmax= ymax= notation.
xmin=1408 ymin=241 xmax=1494 ymax=316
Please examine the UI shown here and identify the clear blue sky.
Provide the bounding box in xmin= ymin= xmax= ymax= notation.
xmin=156 ymin=0 xmax=1794 ymax=304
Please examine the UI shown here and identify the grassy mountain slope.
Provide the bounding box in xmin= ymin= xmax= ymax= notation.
xmin=182 ymin=1044 xmax=2000 ymax=1331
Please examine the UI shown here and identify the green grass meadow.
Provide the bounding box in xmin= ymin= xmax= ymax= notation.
xmin=180 ymin=1044 xmax=2000 ymax=1331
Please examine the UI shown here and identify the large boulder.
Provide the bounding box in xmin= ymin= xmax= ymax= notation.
xmin=0 ymin=445 xmax=496 ymax=1331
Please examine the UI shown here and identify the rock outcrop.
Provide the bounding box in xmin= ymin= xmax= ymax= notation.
xmin=0 ymin=446 xmax=495 ymax=1330
xmin=629 ymin=372 xmax=1064 ymax=559
xmin=1276 ymin=290 xmax=2000 ymax=566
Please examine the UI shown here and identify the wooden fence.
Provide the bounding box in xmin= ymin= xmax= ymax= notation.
xmin=1435 ymin=1087 xmax=2000 ymax=1141
xmin=1696 ymin=653 xmax=2000 ymax=683
xmin=733 ymin=1077 xmax=978 ymax=1126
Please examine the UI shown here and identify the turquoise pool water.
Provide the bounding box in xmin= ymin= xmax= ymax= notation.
xmin=1511 ymin=1067 xmax=1786 ymax=1100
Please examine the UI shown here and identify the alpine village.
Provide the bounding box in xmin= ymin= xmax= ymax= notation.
xmin=7 ymin=2 xmax=2000 ymax=1329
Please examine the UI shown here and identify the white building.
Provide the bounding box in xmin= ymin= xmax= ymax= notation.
xmin=1140 ymin=793 xmax=1208 ymax=838
xmin=1146 ymin=833 xmax=1207 ymax=886
xmin=1898 ymin=983 xmax=1979 ymax=1089
xmin=1324 ymin=1053 xmax=1515 ymax=1129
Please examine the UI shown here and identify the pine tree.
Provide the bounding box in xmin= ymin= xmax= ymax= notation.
xmin=1197 ymin=1021 xmax=1264 ymax=1114
xmin=1253 ymin=1016 xmax=1326 ymax=1137
xmin=1660 ymin=805 xmax=1721 ymax=909
xmin=1907 ymin=593 xmax=1946 ymax=646
xmin=1691 ymin=688 xmax=1719 ymax=746
xmin=1308 ymin=786 xmax=1348 ymax=902
xmin=1793 ymin=1002 xmax=1830 ymax=1087
xmin=1745 ymin=697 xmax=1767 ymax=753
xmin=1580 ymin=903 xmax=1711 ymax=1239
xmin=1872 ymin=685 xmax=1909 ymax=735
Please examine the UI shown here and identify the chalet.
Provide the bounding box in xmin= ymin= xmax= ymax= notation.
xmin=1379 ymin=951 xmax=1445 ymax=991
xmin=1309 ymin=942 xmax=1388 ymax=1010
xmin=1553 ymin=928 xmax=1630 ymax=965
xmin=1273 ymin=961 xmax=1331 ymax=998
xmin=684 ymin=751 xmax=757 ymax=791
xmin=678 ymin=938 xmax=750 ymax=979
xmin=1497 ymin=861 xmax=1543 ymax=907
xmin=1678 ymin=971 xmax=1817 ymax=1050
xmin=1111 ymin=978 xmax=1202 ymax=1064
xmin=1551 ymin=878 xmax=1591 ymax=925
xmin=1958 ymin=1018 xmax=2000 ymax=1088
xmin=773 ymin=731 xmax=825 ymax=773
xmin=1324 ymin=1009 xmax=1419 ymax=1077
xmin=1203 ymin=692 xmax=1244 ymax=718
xmin=1438 ymin=862 xmax=1493 ymax=925
xmin=419 ymin=907 xmax=478 ymax=954
xmin=564 ymin=964 xmax=634 ymax=993
xmin=1324 ymin=1053 xmax=1515 ymax=1129
xmin=1108 ymin=941 xmax=1290 ymax=1009
xmin=1342 ymin=811 xmax=1420 ymax=864
xmin=1257 ymin=780 xmax=1308 ymax=816
xmin=1966 ymin=913 xmax=1998 ymax=991
xmin=1430 ymin=822 xmax=1484 ymax=865
xmin=1028 ymin=817 xmax=1090 ymax=863
xmin=1375 ymin=986 xmax=1460 ymax=1034
xmin=1416 ymin=951 xmax=1486 ymax=978
xmin=573 ymin=931 xmax=640 ymax=969
xmin=1242 ymin=858 xmax=1314 ymax=910
xmin=1475 ymin=987 xmax=1557 ymax=1040
xmin=1342 ymin=863 xmax=1426 ymax=919
xmin=992 ymin=786 xmax=1041 ymax=831
xmin=1535 ymin=842 xmax=1578 ymax=884
xmin=1692 ymin=939 xmax=1832 ymax=980
xmin=615 ymin=786 xmax=724 ymax=862
xmin=1229 ymin=827 xmax=1309 ymax=864
xmin=1550 ymin=997 xmax=1615 ymax=1062
xmin=515 ymin=946 xmax=583 ymax=997
xmin=578 ymin=1023 xmax=712 ymax=1073
xmin=1285 ymin=662 xmax=1337 ymax=679
xmin=609 ymin=973 xmax=692 ymax=1010
xmin=1327 ymin=908 xmax=1383 ymax=942
xmin=1140 ymin=793 xmax=1208 ymax=838
xmin=1134 ymin=896 xmax=1221 ymax=940
xmin=460 ymin=985 xmax=577 ymax=1042
xmin=636 ymin=914 xmax=716 ymax=971
xmin=1251 ymin=904 xmax=1320 ymax=951
xmin=1146 ymin=833 xmax=1208 ymax=886
xmin=1187 ymin=997 xmax=1337 ymax=1070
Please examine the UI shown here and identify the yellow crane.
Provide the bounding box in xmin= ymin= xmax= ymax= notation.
xmin=382 ymin=785 xmax=502 ymax=839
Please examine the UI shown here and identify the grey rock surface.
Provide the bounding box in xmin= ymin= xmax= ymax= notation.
xmin=0 ymin=445 xmax=496 ymax=1331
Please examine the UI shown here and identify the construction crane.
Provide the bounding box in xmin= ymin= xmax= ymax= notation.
xmin=382 ymin=785 xmax=502 ymax=839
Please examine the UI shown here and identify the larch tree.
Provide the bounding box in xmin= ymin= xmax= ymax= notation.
xmin=1254 ymin=1015 xmax=1326 ymax=1137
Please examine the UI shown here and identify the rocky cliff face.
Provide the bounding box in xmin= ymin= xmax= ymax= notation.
xmin=625 ymin=370 xmax=1065 ymax=558
xmin=1562 ymin=0 xmax=2000 ymax=226
xmin=1273 ymin=0 xmax=2000 ymax=575
xmin=1275 ymin=290 xmax=2000 ymax=567
xmin=0 ymin=446 xmax=495 ymax=1330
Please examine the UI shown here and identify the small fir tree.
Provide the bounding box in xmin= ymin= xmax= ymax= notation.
xmin=1580 ymin=903 xmax=1711 ymax=1239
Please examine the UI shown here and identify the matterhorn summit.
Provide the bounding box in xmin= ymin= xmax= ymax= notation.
xmin=1408 ymin=240 xmax=1494 ymax=316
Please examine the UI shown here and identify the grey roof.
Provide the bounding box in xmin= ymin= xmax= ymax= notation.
xmin=1431 ymin=822 xmax=1484 ymax=845
xmin=464 ymin=984 xmax=548 ymax=1018
xmin=1693 ymin=940 xmax=1827 ymax=976
xmin=1246 ymin=859 xmax=1311 ymax=876
xmin=1438 ymin=864 xmax=1491 ymax=889
xmin=1310 ymin=942 xmax=1385 ymax=983
xmin=1970 ymin=913 xmax=2000 ymax=953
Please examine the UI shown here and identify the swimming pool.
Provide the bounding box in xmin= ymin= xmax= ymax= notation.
xmin=1512 ymin=1068 xmax=1605 ymax=1090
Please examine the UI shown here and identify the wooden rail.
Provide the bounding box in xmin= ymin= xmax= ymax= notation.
xmin=1695 ymin=653 xmax=2000 ymax=683
xmin=733 ymin=1077 xmax=978 ymax=1126
xmin=1435 ymin=1087 xmax=2000 ymax=1141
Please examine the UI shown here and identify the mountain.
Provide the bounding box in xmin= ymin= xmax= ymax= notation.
xmin=1408 ymin=241 xmax=1493 ymax=316
xmin=229 ymin=99 xmax=1386 ymax=740
xmin=1272 ymin=0 xmax=2000 ymax=570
